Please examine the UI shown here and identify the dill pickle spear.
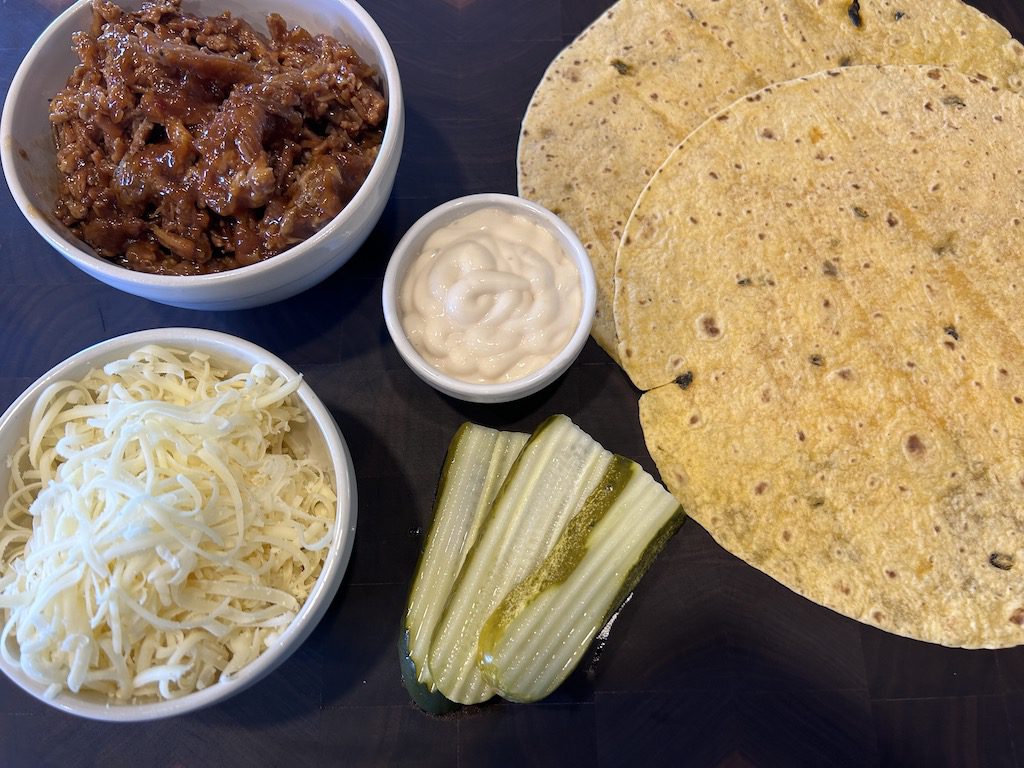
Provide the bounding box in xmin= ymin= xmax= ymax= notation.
xmin=478 ymin=456 xmax=684 ymax=703
xmin=400 ymin=423 xmax=528 ymax=712
xmin=428 ymin=415 xmax=614 ymax=704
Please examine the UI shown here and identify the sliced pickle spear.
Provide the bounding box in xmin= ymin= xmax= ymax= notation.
xmin=400 ymin=423 xmax=528 ymax=712
xmin=428 ymin=415 xmax=613 ymax=705
xmin=478 ymin=456 xmax=684 ymax=702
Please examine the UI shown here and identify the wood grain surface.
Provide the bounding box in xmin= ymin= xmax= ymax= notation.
xmin=2 ymin=1 xmax=1024 ymax=766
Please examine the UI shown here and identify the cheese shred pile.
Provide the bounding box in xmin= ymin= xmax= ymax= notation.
xmin=0 ymin=345 xmax=336 ymax=702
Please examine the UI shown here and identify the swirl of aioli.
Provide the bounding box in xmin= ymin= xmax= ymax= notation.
xmin=399 ymin=208 xmax=582 ymax=383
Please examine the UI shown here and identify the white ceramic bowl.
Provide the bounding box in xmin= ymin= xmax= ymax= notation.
xmin=382 ymin=194 xmax=596 ymax=403
xmin=0 ymin=0 xmax=404 ymax=310
xmin=0 ymin=328 xmax=357 ymax=721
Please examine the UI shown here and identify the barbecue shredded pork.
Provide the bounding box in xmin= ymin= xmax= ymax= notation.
xmin=50 ymin=0 xmax=387 ymax=274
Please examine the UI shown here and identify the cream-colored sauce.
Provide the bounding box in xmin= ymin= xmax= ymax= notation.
xmin=399 ymin=207 xmax=582 ymax=384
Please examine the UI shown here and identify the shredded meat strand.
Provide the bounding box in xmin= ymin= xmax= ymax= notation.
xmin=51 ymin=0 xmax=387 ymax=275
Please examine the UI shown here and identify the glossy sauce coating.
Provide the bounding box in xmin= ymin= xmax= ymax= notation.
xmin=50 ymin=0 xmax=386 ymax=274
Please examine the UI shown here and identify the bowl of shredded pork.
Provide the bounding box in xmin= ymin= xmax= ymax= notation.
xmin=0 ymin=328 xmax=356 ymax=721
xmin=0 ymin=0 xmax=403 ymax=310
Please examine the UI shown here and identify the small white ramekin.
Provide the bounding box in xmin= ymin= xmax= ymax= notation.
xmin=382 ymin=194 xmax=596 ymax=403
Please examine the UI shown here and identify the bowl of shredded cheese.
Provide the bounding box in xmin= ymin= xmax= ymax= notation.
xmin=0 ymin=328 xmax=356 ymax=720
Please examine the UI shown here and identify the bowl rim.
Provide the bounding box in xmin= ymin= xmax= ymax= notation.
xmin=381 ymin=193 xmax=597 ymax=403
xmin=0 ymin=0 xmax=404 ymax=288
xmin=0 ymin=328 xmax=357 ymax=721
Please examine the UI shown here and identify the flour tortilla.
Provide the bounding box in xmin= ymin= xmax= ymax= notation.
xmin=617 ymin=64 xmax=1024 ymax=647
xmin=517 ymin=0 xmax=1024 ymax=363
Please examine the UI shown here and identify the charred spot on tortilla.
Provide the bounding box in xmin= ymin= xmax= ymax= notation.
xmin=698 ymin=315 xmax=721 ymax=338
xmin=848 ymin=1 xmax=863 ymax=29
xmin=610 ymin=58 xmax=633 ymax=76
xmin=990 ymin=553 xmax=1015 ymax=571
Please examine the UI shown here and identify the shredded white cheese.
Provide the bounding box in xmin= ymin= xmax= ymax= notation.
xmin=0 ymin=345 xmax=336 ymax=702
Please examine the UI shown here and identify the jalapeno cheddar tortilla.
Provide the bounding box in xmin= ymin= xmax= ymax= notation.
xmin=517 ymin=0 xmax=1024 ymax=363
xmin=617 ymin=65 xmax=1024 ymax=648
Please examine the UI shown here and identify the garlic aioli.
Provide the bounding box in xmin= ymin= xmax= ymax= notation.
xmin=399 ymin=208 xmax=582 ymax=384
